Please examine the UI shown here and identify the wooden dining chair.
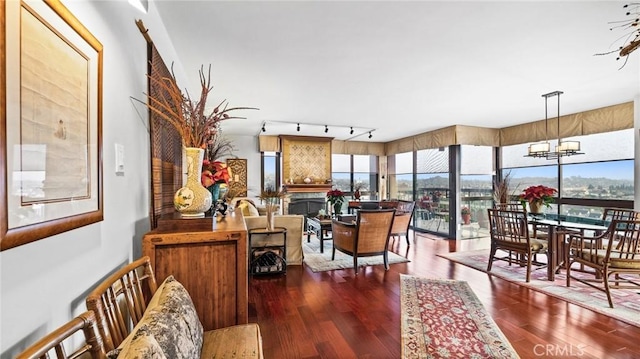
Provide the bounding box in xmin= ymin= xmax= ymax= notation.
xmin=487 ymin=208 xmax=550 ymax=282
xmin=15 ymin=311 xmax=106 ymax=359
xmin=563 ymin=208 xmax=640 ymax=271
xmin=566 ymin=218 xmax=640 ymax=308
xmin=331 ymin=209 xmax=396 ymax=273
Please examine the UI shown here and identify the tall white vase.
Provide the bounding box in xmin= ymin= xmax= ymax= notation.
xmin=174 ymin=147 xmax=213 ymax=217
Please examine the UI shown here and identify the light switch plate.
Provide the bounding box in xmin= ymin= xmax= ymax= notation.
xmin=115 ymin=143 xmax=125 ymax=174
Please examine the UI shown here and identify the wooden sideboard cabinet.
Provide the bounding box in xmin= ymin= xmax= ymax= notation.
xmin=142 ymin=209 xmax=248 ymax=331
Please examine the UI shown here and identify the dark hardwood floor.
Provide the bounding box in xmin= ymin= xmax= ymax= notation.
xmin=248 ymin=231 xmax=640 ymax=358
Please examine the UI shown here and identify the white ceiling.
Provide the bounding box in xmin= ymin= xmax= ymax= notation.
xmin=154 ymin=1 xmax=639 ymax=143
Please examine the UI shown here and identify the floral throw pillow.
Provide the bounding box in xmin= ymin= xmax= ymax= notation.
xmin=116 ymin=325 xmax=167 ymax=359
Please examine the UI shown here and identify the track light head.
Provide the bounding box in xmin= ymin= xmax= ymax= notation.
xmin=368 ymin=131 xmax=372 ymax=139
xmin=296 ymin=123 xmax=300 ymax=132
xmin=324 ymin=125 xmax=328 ymax=133
xmin=350 ymin=127 xmax=354 ymax=135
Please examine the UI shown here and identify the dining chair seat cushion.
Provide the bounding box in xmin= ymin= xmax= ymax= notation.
xmin=577 ymin=249 xmax=640 ymax=269
xmin=530 ymin=239 xmax=548 ymax=251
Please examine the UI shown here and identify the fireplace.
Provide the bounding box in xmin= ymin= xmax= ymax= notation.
xmin=287 ymin=198 xmax=326 ymax=218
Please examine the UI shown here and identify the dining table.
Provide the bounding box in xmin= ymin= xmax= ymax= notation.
xmin=529 ymin=217 xmax=608 ymax=281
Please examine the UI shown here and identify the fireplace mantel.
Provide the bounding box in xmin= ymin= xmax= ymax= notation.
xmin=284 ymin=184 xmax=332 ymax=193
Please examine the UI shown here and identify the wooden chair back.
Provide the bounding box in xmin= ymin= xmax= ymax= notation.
xmin=85 ymin=256 xmax=158 ymax=352
xmin=494 ymin=203 xmax=524 ymax=211
xmin=602 ymin=208 xmax=640 ymax=223
xmin=487 ymin=208 xmax=531 ymax=248
xmin=15 ymin=311 xmax=106 ymax=359
xmin=487 ymin=208 xmax=548 ymax=282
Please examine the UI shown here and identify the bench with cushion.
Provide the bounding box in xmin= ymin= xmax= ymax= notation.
xmin=86 ymin=256 xmax=263 ymax=358
xmin=15 ymin=311 xmax=106 ymax=359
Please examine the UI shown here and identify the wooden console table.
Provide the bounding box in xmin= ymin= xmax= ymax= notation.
xmin=142 ymin=209 xmax=248 ymax=331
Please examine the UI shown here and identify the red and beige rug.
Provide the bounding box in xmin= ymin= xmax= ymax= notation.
xmin=400 ymin=275 xmax=520 ymax=359
xmin=437 ymin=249 xmax=640 ymax=327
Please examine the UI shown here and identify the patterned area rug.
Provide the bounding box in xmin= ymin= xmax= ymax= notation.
xmin=438 ymin=249 xmax=640 ymax=327
xmin=400 ymin=275 xmax=519 ymax=359
xmin=302 ymin=238 xmax=409 ymax=272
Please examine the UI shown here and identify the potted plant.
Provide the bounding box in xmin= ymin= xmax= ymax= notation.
xmin=461 ymin=206 xmax=471 ymax=225
xmin=518 ymin=185 xmax=557 ymax=214
xmin=327 ymin=189 xmax=346 ymax=216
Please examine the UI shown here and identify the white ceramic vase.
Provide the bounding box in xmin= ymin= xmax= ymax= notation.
xmin=174 ymin=147 xmax=213 ymax=217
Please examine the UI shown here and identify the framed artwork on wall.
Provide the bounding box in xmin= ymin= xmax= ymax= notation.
xmin=280 ymin=135 xmax=332 ymax=184
xmin=227 ymin=158 xmax=247 ymax=197
xmin=1 ymin=0 xmax=104 ymax=250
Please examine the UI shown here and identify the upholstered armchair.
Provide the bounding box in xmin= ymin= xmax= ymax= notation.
xmin=566 ymin=218 xmax=640 ymax=308
xmin=331 ymin=209 xmax=396 ymax=273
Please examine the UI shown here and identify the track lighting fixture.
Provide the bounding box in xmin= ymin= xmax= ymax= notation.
xmin=257 ymin=120 xmax=375 ymax=139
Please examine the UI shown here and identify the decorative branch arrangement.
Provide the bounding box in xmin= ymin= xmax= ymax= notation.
xmin=595 ymin=3 xmax=640 ymax=69
xmin=144 ymin=63 xmax=257 ymax=148
xmin=259 ymin=186 xmax=288 ymax=214
xmin=206 ymin=135 xmax=235 ymax=162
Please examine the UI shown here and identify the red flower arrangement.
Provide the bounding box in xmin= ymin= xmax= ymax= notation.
xmin=518 ymin=185 xmax=557 ymax=208
xmin=327 ymin=189 xmax=345 ymax=205
xmin=201 ymin=160 xmax=229 ymax=188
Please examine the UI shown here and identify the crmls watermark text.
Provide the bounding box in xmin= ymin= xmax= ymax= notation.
xmin=533 ymin=344 xmax=586 ymax=357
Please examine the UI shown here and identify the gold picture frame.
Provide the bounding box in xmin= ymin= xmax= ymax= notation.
xmin=1 ymin=0 xmax=103 ymax=250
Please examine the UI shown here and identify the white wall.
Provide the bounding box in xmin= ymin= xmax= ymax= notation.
xmin=0 ymin=1 xmax=182 ymax=356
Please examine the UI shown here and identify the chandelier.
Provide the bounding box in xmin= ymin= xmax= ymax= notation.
xmin=526 ymin=91 xmax=583 ymax=160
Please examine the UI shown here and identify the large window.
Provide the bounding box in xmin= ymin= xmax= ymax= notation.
xmin=261 ymin=151 xmax=280 ymax=192
xmin=501 ymin=128 xmax=634 ymax=219
xmin=353 ymin=155 xmax=375 ymax=200
xmin=391 ymin=152 xmax=414 ymax=201
xmin=331 ymin=154 xmax=378 ymax=211
xmin=460 ymin=145 xmax=494 ymax=233
xmin=331 ymin=154 xmax=351 ymax=193
xmin=562 ymin=160 xmax=634 ymax=200
xmin=414 ymin=148 xmax=449 ymax=234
